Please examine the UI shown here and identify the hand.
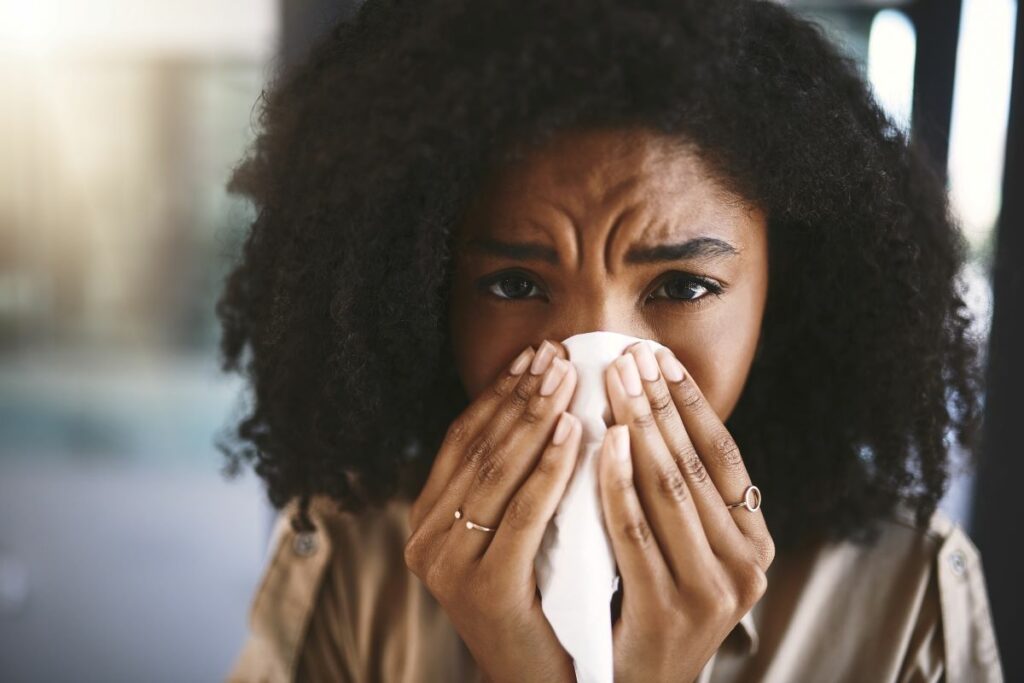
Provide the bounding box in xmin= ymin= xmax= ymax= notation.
xmin=404 ymin=340 xmax=583 ymax=683
xmin=598 ymin=343 xmax=776 ymax=683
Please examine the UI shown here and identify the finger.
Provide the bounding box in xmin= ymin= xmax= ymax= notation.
xmin=625 ymin=342 xmax=750 ymax=562
xmin=654 ymin=347 xmax=773 ymax=566
xmin=481 ymin=411 xmax=582 ymax=584
xmin=444 ymin=357 xmax=578 ymax=565
xmin=410 ymin=344 xmax=536 ymax=531
xmin=417 ymin=340 xmax=568 ymax=544
xmin=606 ymin=354 xmax=718 ymax=590
xmin=597 ymin=425 xmax=675 ymax=615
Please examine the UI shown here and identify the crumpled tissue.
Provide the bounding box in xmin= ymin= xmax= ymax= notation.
xmin=534 ymin=330 xmax=668 ymax=683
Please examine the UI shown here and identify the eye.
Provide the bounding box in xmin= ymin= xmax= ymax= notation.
xmin=648 ymin=272 xmax=725 ymax=305
xmin=479 ymin=271 xmax=545 ymax=301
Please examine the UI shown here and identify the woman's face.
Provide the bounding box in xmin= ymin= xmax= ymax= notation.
xmin=448 ymin=126 xmax=769 ymax=421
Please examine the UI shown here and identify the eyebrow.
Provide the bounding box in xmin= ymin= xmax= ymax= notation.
xmin=464 ymin=235 xmax=740 ymax=265
xmin=624 ymin=237 xmax=740 ymax=264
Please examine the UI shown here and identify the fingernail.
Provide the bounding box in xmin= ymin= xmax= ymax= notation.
xmin=509 ymin=347 xmax=534 ymax=375
xmin=632 ymin=344 xmax=660 ymax=382
xmin=552 ymin=412 xmax=573 ymax=445
xmin=539 ymin=357 xmax=568 ymax=396
xmin=616 ymin=355 xmax=643 ymax=397
xmin=530 ymin=340 xmax=556 ymax=375
xmin=656 ymin=349 xmax=685 ymax=383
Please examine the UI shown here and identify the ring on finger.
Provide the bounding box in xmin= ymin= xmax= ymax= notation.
xmin=725 ymin=485 xmax=762 ymax=512
xmin=454 ymin=505 xmax=498 ymax=533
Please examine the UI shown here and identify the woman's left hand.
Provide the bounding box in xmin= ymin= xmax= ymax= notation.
xmin=598 ymin=342 xmax=776 ymax=683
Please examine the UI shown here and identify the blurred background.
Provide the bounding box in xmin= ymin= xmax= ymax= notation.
xmin=0 ymin=0 xmax=1019 ymax=680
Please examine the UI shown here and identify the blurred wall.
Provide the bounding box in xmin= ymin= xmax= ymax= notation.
xmin=0 ymin=1 xmax=281 ymax=681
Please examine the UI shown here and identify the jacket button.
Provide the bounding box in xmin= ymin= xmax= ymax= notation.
xmin=292 ymin=531 xmax=318 ymax=557
xmin=948 ymin=549 xmax=967 ymax=577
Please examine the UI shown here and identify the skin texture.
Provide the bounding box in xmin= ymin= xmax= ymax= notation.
xmin=404 ymin=126 xmax=776 ymax=681
xmin=449 ymin=126 xmax=769 ymax=424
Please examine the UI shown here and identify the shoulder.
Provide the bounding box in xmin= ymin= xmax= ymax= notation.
xmin=810 ymin=503 xmax=1004 ymax=681
xmin=305 ymin=494 xmax=414 ymax=572
xmin=225 ymin=495 xmax=413 ymax=682
xmin=227 ymin=495 xmax=481 ymax=683
xmin=882 ymin=504 xmax=1004 ymax=681
xmin=809 ymin=501 xmax=993 ymax=594
xmin=226 ymin=496 xmax=341 ymax=682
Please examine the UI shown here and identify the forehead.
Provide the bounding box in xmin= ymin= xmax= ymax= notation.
xmin=458 ymin=126 xmax=757 ymax=247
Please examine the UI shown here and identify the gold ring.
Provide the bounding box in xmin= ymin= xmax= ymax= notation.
xmin=454 ymin=506 xmax=497 ymax=533
xmin=726 ymin=485 xmax=762 ymax=512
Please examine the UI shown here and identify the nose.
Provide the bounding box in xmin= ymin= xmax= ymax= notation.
xmin=557 ymin=329 xmax=669 ymax=435
xmin=533 ymin=263 xmax=662 ymax=344
xmin=547 ymin=322 xmax=658 ymax=348
xmin=546 ymin=296 xmax=646 ymax=343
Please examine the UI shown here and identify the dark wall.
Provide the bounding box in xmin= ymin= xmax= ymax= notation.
xmin=972 ymin=1 xmax=1023 ymax=679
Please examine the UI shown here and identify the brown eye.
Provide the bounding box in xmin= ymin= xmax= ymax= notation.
xmin=648 ymin=273 xmax=724 ymax=304
xmin=483 ymin=273 xmax=542 ymax=300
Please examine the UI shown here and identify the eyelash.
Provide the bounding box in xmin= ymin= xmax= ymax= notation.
xmin=477 ymin=270 xmax=725 ymax=306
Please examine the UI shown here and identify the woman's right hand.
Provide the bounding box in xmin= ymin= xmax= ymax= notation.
xmin=403 ymin=340 xmax=583 ymax=683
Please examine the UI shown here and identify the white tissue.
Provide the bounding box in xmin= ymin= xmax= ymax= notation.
xmin=534 ymin=331 xmax=668 ymax=683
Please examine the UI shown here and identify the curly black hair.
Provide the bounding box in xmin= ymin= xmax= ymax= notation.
xmin=215 ymin=0 xmax=986 ymax=552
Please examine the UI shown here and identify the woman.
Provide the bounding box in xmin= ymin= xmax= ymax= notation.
xmin=219 ymin=0 xmax=1003 ymax=680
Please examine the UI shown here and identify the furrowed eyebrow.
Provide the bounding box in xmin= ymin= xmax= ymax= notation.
xmin=624 ymin=237 xmax=740 ymax=264
xmin=464 ymin=235 xmax=740 ymax=265
xmin=464 ymin=237 xmax=560 ymax=264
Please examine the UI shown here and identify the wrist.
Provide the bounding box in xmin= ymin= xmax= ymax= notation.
xmin=473 ymin=643 xmax=576 ymax=683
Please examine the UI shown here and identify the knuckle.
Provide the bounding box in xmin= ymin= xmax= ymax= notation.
xmin=509 ymin=380 xmax=533 ymax=410
xmin=711 ymin=431 xmax=743 ymax=469
xmin=630 ymin=411 xmax=657 ymax=431
xmin=622 ymin=518 xmax=653 ymax=547
xmin=505 ymin=493 xmax=536 ymax=531
xmin=648 ymin=390 xmax=675 ymax=419
xmin=445 ymin=417 xmax=470 ymax=446
xmin=704 ymin=579 xmax=738 ymax=619
xmin=520 ymin=396 xmax=546 ymax=425
xmin=676 ymin=449 xmax=709 ymax=486
xmin=475 ymin=453 xmax=506 ymax=487
xmin=611 ymin=473 xmax=635 ymax=492
xmin=755 ymin=534 xmax=777 ymax=569
xmin=465 ymin=434 xmax=495 ymax=466
xmin=716 ymin=592 xmax=740 ymax=620
xmin=735 ymin=562 xmax=769 ymax=607
xmin=655 ymin=464 xmax=690 ymax=503
xmin=403 ymin=535 xmax=424 ymax=574
xmin=678 ymin=381 xmax=703 ymax=411
xmin=490 ymin=376 xmax=514 ymax=400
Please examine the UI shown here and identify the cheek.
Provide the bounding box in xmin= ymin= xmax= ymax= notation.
xmin=448 ymin=279 xmax=545 ymax=399
xmin=663 ymin=290 xmax=765 ymax=422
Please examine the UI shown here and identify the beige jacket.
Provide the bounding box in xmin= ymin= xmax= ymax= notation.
xmin=227 ymin=495 xmax=1003 ymax=682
